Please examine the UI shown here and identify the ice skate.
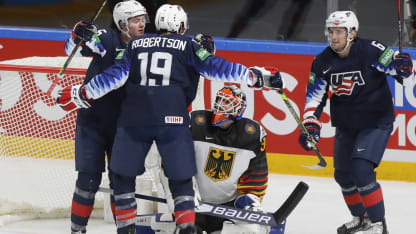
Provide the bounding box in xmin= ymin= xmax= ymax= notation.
xmin=363 ymin=220 xmax=388 ymax=234
xmin=337 ymin=215 xmax=371 ymax=234
xmin=174 ymin=223 xmax=202 ymax=234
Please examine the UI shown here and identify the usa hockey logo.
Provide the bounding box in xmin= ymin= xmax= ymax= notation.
xmin=205 ymin=147 xmax=235 ymax=181
xmin=330 ymin=71 xmax=365 ymax=96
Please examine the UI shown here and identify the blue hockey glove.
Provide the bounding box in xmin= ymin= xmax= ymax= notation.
xmin=248 ymin=66 xmax=265 ymax=89
xmin=393 ymin=52 xmax=413 ymax=78
xmin=234 ymin=194 xmax=263 ymax=212
xmin=264 ymin=66 xmax=284 ymax=90
xmin=194 ymin=33 xmax=216 ymax=55
xmin=57 ymin=84 xmax=91 ymax=112
xmin=72 ymin=20 xmax=97 ymax=45
xmin=298 ymin=118 xmax=321 ymax=151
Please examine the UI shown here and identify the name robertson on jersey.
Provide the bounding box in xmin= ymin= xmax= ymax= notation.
xmin=132 ymin=37 xmax=187 ymax=51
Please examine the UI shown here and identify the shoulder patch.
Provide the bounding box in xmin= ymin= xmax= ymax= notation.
xmin=378 ymin=47 xmax=395 ymax=66
xmin=115 ymin=49 xmax=125 ymax=60
xmin=244 ymin=123 xmax=257 ymax=135
xmin=196 ymin=48 xmax=211 ymax=61
xmin=309 ymin=72 xmax=316 ymax=84
xmin=194 ymin=113 xmax=207 ymax=126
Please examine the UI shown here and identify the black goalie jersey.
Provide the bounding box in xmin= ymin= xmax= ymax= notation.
xmin=190 ymin=110 xmax=268 ymax=204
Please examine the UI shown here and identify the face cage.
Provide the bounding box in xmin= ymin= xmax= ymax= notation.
xmin=212 ymin=92 xmax=246 ymax=126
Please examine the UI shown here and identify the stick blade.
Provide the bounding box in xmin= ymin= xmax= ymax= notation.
xmin=301 ymin=159 xmax=327 ymax=170
xmin=273 ymin=181 xmax=309 ymax=224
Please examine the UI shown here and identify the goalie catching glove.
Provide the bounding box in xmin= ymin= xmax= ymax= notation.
xmin=56 ymin=84 xmax=91 ymax=112
xmin=248 ymin=66 xmax=284 ymax=90
xmin=298 ymin=117 xmax=321 ymax=151
xmin=72 ymin=20 xmax=98 ymax=45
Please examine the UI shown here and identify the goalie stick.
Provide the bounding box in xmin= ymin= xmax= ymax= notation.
xmin=46 ymin=0 xmax=107 ymax=97
xmin=99 ymin=181 xmax=308 ymax=226
xmin=277 ymin=89 xmax=327 ymax=169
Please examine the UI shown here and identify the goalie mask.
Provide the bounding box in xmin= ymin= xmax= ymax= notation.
xmin=113 ymin=0 xmax=149 ymax=33
xmin=212 ymin=85 xmax=247 ymax=126
xmin=325 ymin=11 xmax=359 ymax=53
xmin=155 ymin=4 xmax=189 ymax=35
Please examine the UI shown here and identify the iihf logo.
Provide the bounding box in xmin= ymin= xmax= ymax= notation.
xmin=330 ymin=71 xmax=365 ymax=95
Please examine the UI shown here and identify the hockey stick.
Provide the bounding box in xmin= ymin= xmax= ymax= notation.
xmin=46 ymin=0 xmax=107 ymax=97
xmin=398 ymin=0 xmax=403 ymax=52
xmin=99 ymin=181 xmax=308 ymax=226
xmin=277 ymin=89 xmax=327 ymax=169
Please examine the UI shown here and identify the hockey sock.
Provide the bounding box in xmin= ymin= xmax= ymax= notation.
xmin=71 ymin=172 xmax=102 ymax=232
xmin=351 ymin=159 xmax=385 ymax=222
xmin=112 ymin=174 xmax=137 ymax=229
xmin=334 ymin=169 xmax=366 ymax=217
xmin=169 ymin=178 xmax=196 ymax=225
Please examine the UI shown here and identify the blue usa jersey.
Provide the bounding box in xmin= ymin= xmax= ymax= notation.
xmin=304 ymin=38 xmax=399 ymax=128
xmin=65 ymin=27 xmax=127 ymax=127
xmin=83 ymin=33 xmax=255 ymax=127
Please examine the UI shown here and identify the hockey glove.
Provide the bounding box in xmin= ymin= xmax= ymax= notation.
xmin=194 ymin=33 xmax=216 ymax=55
xmin=393 ymin=52 xmax=413 ymax=79
xmin=234 ymin=194 xmax=264 ymax=212
xmin=72 ymin=20 xmax=98 ymax=45
xmin=298 ymin=117 xmax=321 ymax=151
xmin=57 ymin=84 xmax=91 ymax=112
xmin=248 ymin=66 xmax=265 ymax=89
xmin=263 ymin=66 xmax=284 ymax=90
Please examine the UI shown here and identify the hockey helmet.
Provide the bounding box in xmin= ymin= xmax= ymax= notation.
xmin=113 ymin=0 xmax=149 ymax=32
xmin=325 ymin=11 xmax=359 ymax=52
xmin=212 ymin=85 xmax=247 ymax=126
xmin=155 ymin=4 xmax=189 ymax=35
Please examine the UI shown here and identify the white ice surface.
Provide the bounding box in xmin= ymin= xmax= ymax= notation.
xmin=0 ymin=174 xmax=415 ymax=234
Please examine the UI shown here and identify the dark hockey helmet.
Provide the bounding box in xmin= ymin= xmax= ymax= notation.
xmin=212 ymin=85 xmax=247 ymax=126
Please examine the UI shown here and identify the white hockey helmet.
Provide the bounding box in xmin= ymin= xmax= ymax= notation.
xmin=325 ymin=11 xmax=359 ymax=53
xmin=113 ymin=0 xmax=149 ymax=32
xmin=155 ymin=4 xmax=189 ymax=35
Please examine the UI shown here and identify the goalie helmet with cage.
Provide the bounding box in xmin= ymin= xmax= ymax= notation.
xmin=113 ymin=0 xmax=149 ymax=32
xmin=325 ymin=11 xmax=359 ymax=53
xmin=155 ymin=4 xmax=189 ymax=35
xmin=212 ymin=85 xmax=247 ymax=126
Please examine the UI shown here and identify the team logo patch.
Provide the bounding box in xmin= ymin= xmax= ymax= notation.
xmin=194 ymin=114 xmax=206 ymax=125
xmin=196 ymin=48 xmax=211 ymax=61
xmin=330 ymin=71 xmax=365 ymax=96
xmin=205 ymin=147 xmax=235 ymax=182
xmin=245 ymin=124 xmax=256 ymax=134
xmin=165 ymin=116 xmax=183 ymax=124
xmin=309 ymin=72 xmax=316 ymax=84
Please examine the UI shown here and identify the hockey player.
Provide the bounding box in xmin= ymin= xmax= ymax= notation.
xmin=63 ymin=1 xmax=149 ymax=233
xmin=190 ymin=34 xmax=282 ymax=234
xmin=298 ymin=11 xmax=413 ymax=234
xmin=57 ymin=3 xmax=283 ymax=234
xmin=191 ymin=85 xmax=271 ymax=234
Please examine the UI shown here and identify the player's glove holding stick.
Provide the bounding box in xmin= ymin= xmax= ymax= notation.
xmin=298 ymin=117 xmax=321 ymax=151
xmin=248 ymin=66 xmax=284 ymax=90
xmin=72 ymin=20 xmax=98 ymax=45
xmin=56 ymin=85 xmax=91 ymax=112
